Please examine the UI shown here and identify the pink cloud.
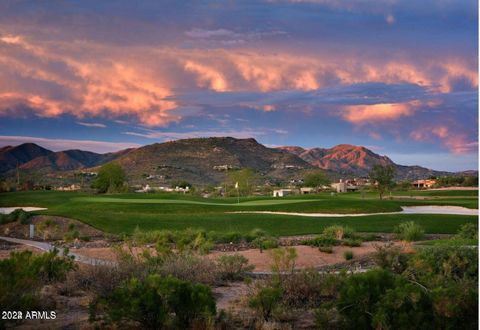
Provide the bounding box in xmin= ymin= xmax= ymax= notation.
xmin=0 ymin=33 xmax=476 ymax=126
xmin=410 ymin=125 xmax=477 ymax=154
xmin=341 ymin=101 xmax=417 ymax=124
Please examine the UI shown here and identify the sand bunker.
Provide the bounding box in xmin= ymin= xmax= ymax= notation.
xmin=0 ymin=207 xmax=47 ymax=214
xmin=229 ymin=205 xmax=478 ymax=217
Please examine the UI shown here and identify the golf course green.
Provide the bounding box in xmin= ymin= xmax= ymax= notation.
xmin=0 ymin=190 xmax=477 ymax=235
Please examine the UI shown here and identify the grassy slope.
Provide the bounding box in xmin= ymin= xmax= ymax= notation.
xmin=0 ymin=190 xmax=477 ymax=235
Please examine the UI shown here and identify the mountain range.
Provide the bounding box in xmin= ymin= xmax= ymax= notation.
xmin=0 ymin=137 xmax=473 ymax=185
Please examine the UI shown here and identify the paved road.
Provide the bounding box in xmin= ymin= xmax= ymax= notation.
xmin=0 ymin=236 xmax=115 ymax=266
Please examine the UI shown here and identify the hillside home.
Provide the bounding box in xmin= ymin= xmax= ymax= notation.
xmin=412 ymin=179 xmax=436 ymax=188
xmin=300 ymin=187 xmax=314 ymax=194
xmin=273 ymin=189 xmax=293 ymax=197
xmin=56 ymin=184 xmax=80 ymax=191
xmin=331 ymin=180 xmax=358 ymax=193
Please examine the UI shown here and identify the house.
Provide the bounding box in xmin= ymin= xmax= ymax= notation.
xmin=300 ymin=187 xmax=314 ymax=194
xmin=412 ymin=179 xmax=436 ymax=188
xmin=331 ymin=179 xmax=359 ymax=193
xmin=135 ymin=184 xmax=153 ymax=193
xmin=273 ymin=189 xmax=293 ymax=197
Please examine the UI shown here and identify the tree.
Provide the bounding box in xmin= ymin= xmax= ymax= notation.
xmin=92 ymin=163 xmax=127 ymax=193
xmin=225 ymin=168 xmax=256 ymax=196
xmin=303 ymin=170 xmax=330 ymax=188
xmin=93 ymin=275 xmax=216 ymax=329
xmin=369 ymin=165 xmax=395 ymax=200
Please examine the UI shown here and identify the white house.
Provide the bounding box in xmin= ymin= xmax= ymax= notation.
xmin=300 ymin=187 xmax=314 ymax=194
xmin=273 ymin=189 xmax=293 ymax=197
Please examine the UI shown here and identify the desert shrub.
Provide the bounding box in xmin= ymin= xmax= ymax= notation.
xmin=455 ymin=223 xmax=478 ymax=240
xmin=280 ymin=270 xmax=341 ymax=308
xmin=319 ymin=246 xmax=333 ymax=253
xmin=36 ymin=219 xmax=60 ymax=240
xmin=64 ymin=261 xmax=140 ymax=299
xmin=371 ymin=277 xmax=434 ymax=330
xmin=407 ymin=246 xmax=478 ymax=284
xmin=373 ymin=243 xmax=409 ymax=273
xmin=318 ymin=247 xmax=479 ymax=330
xmin=428 ymin=280 xmax=478 ymax=329
xmin=0 ymin=209 xmax=32 ymax=225
xmin=270 ymin=247 xmax=297 ymax=274
xmin=159 ymin=253 xmax=219 ymax=285
xmin=394 ymin=221 xmax=425 ymax=242
xmin=248 ymin=286 xmax=283 ymax=321
xmin=301 ymin=236 xmax=339 ymax=247
xmin=249 ymin=228 xmax=268 ymax=239
xmin=335 ymin=269 xmax=397 ymax=329
xmin=132 ymin=228 xmax=219 ymax=254
xmin=92 ymin=274 xmax=216 ymax=329
xmin=0 ymin=250 xmax=76 ymax=314
xmin=252 ymin=236 xmax=279 ymax=251
xmin=209 ymin=231 xmax=245 ymax=244
xmin=323 ymin=225 xmax=355 ymax=240
xmin=217 ymin=254 xmax=254 ymax=281
xmin=343 ymin=238 xmax=362 ymax=247
xmin=17 ymin=209 xmax=32 ymax=224
xmin=360 ymin=233 xmax=380 ymax=242
xmin=343 ymin=250 xmax=354 ymax=260
xmin=64 ymin=229 xmax=80 ymax=242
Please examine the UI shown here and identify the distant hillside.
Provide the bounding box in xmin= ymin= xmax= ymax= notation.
xmin=0 ymin=143 xmax=53 ymax=172
xmin=0 ymin=143 xmax=134 ymax=174
xmin=111 ymin=137 xmax=312 ymax=185
xmin=1 ymin=138 xmax=474 ymax=185
xmin=277 ymin=144 xmax=454 ymax=180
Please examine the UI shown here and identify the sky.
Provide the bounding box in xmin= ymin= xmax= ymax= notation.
xmin=0 ymin=0 xmax=477 ymax=171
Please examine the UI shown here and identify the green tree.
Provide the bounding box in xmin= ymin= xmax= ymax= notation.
xmin=226 ymin=168 xmax=256 ymax=196
xmin=93 ymin=275 xmax=216 ymax=329
xmin=369 ymin=164 xmax=396 ymax=199
xmin=92 ymin=163 xmax=127 ymax=193
xmin=303 ymin=170 xmax=330 ymax=188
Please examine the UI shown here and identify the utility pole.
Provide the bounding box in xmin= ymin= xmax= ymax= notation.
xmin=16 ymin=161 xmax=20 ymax=186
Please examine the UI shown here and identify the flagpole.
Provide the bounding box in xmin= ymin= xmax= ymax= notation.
xmin=235 ymin=182 xmax=239 ymax=204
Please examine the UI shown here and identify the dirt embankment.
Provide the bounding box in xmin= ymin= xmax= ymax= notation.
xmin=0 ymin=215 xmax=107 ymax=241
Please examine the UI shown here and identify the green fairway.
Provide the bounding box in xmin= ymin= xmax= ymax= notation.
xmin=73 ymin=196 xmax=325 ymax=206
xmin=0 ymin=190 xmax=477 ymax=236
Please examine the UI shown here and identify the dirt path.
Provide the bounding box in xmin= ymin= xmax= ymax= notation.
xmin=0 ymin=236 xmax=115 ymax=266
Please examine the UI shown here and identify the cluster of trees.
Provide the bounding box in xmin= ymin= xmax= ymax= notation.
xmin=435 ymin=175 xmax=478 ymax=187
xmin=92 ymin=163 xmax=127 ymax=193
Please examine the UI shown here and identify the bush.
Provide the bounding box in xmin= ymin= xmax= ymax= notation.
xmin=0 ymin=250 xmax=76 ymax=313
xmin=92 ymin=274 xmax=216 ymax=329
xmin=394 ymin=221 xmax=425 ymax=242
xmin=64 ymin=230 xmax=80 ymax=242
xmin=319 ymin=246 xmax=333 ymax=254
xmin=373 ymin=243 xmax=409 ymax=273
xmin=280 ymin=270 xmax=341 ymax=308
xmin=343 ymin=239 xmax=362 ymax=247
xmin=159 ymin=253 xmax=219 ymax=285
xmin=343 ymin=250 xmax=354 ymax=260
xmin=301 ymin=236 xmax=339 ymax=247
xmin=336 ymin=269 xmax=397 ymax=329
xmin=132 ymin=228 xmax=214 ymax=254
xmin=252 ymin=236 xmax=279 ymax=251
xmin=456 ymin=223 xmax=478 ymax=240
xmin=248 ymin=287 xmax=283 ymax=321
xmin=0 ymin=209 xmax=32 ymax=225
xmin=407 ymin=246 xmax=478 ymax=284
xmin=323 ymin=225 xmax=355 ymax=240
xmin=270 ymin=247 xmax=297 ymax=274
xmin=217 ymin=254 xmax=254 ymax=281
